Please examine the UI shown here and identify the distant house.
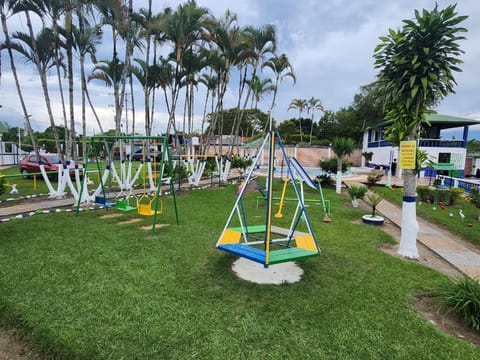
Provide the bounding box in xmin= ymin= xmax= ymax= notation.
xmin=361 ymin=114 xmax=480 ymax=178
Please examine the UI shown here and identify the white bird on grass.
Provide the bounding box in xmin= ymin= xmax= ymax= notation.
xmin=459 ymin=209 xmax=465 ymax=221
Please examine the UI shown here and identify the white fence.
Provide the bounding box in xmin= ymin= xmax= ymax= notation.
xmin=0 ymin=142 xmax=23 ymax=166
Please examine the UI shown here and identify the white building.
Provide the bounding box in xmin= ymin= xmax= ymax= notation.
xmin=361 ymin=114 xmax=480 ymax=178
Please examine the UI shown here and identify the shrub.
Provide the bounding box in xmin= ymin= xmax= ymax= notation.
xmin=319 ymin=157 xmax=350 ymax=174
xmin=169 ymin=161 xmax=191 ymax=181
xmin=417 ymin=186 xmax=464 ymax=206
xmin=470 ymin=188 xmax=480 ymax=208
xmin=442 ymin=276 xmax=480 ymax=331
xmin=416 ymin=185 xmax=435 ymax=203
xmin=0 ymin=177 xmax=4 ymax=196
xmin=367 ymin=175 xmax=382 ymax=187
xmin=347 ymin=184 xmax=368 ymax=200
xmin=230 ymin=156 xmax=253 ymax=172
xmin=449 ymin=188 xmax=464 ymax=206
xmin=316 ymin=174 xmax=334 ymax=188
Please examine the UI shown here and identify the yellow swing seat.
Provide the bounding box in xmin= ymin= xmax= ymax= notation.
xmin=137 ymin=195 xmax=163 ymax=216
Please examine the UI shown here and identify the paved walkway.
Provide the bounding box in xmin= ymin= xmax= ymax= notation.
xmin=377 ymin=199 xmax=480 ymax=279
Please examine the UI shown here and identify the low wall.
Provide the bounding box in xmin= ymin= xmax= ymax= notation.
xmin=205 ymin=145 xmax=363 ymax=168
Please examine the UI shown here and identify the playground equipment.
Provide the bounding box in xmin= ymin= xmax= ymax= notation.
xmin=137 ymin=193 xmax=163 ymax=216
xmin=289 ymin=157 xmax=331 ymax=222
xmin=216 ymin=130 xmax=321 ymax=267
xmin=78 ymin=135 xmax=179 ymax=231
xmin=274 ymin=178 xmax=290 ymax=219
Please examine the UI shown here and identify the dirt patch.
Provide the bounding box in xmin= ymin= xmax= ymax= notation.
xmin=139 ymin=223 xmax=169 ymax=231
xmin=371 ymin=217 xmax=480 ymax=346
xmin=414 ymin=295 xmax=480 ymax=346
xmin=116 ymin=218 xmax=142 ymax=225
xmin=98 ymin=213 xmax=123 ymax=219
xmin=0 ymin=328 xmax=42 ymax=360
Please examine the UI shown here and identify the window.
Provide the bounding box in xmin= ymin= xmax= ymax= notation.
xmin=438 ymin=153 xmax=451 ymax=163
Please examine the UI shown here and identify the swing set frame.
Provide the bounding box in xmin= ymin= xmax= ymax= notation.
xmin=76 ymin=135 xmax=179 ymax=232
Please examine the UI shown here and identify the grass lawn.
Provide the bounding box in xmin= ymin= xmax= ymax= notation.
xmin=1 ymin=180 xmax=480 ymax=359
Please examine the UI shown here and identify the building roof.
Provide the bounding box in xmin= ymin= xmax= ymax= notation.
xmin=368 ymin=114 xmax=480 ymax=130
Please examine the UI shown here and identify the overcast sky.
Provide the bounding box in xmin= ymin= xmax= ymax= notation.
xmin=1 ymin=0 xmax=479 ymax=137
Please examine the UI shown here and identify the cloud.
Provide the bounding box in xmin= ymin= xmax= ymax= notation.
xmin=1 ymin=0 xmax=479 ymax=139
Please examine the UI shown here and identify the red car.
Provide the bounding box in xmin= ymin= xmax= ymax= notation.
xmin=19 ymin=153 xmax=82 ymax=178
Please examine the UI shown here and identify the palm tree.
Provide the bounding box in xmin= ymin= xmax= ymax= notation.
xmin=41 ymin=0 xmax=74 ymax=158
xmin=198 ymin=71 xmax=217 ymax=152
xmin=11 ymin=27 xmax=64 ymax=158
xmin=207 ymin=10 xmax=242 ymax=156
xmin=307 ymin=97 xmax=324 ymax=146
xmin=88 ymin=59 xmax=126 ymax=136
xmin=229 ymin=24 xmax=276 ymax=154
xmin=248 ymin=75 xmax=273 ymax=111
xmin=73 ymin=21 xmax=103 ymax=156
xmin=96 ymin=0 xmax=126 ymax=137
xmin=288 ymin=98 xmax=307 ymax=143
xmin=262 ymin=53 xmax=296 ymax=131
xmin=331 ymin=137 xmax=356 ymax=194
xmin=0 ymin=0 xmax=39 ymax=157
xmin=160 ymin=1 xmax=210 ymax=142
xmin=374 ymin=4 xmax=467 ymax=258
xmin=16 ymin=1 xmax=65 ymax=158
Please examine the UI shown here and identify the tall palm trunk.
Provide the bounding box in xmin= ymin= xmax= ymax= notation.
xmin=24 ymin=10 xmax=62 ymax=158
xmin=1 ymin=9 xmax=38 ymax=157
xmin=52 ymin=16 xmax=70 ymax=158
xmin=65 ymin=6 xmax=77 ymax=160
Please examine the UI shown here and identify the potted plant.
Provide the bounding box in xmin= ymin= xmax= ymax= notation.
xmin=347 ymin=184 xmax=368 ymax=208
xmin=362 ymin=192 xmax=385 ymax=225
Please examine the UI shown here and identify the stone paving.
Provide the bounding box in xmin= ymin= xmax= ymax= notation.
xmin=377 ymin=199 xmax=480 ymax=279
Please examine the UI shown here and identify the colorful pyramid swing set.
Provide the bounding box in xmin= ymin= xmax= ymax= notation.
xmin=216 ymin=130 xmax=321 ymax=267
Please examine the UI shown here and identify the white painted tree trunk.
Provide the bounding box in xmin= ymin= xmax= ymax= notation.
xmin=336 ymin=171 xmax=342 ymax=194
xmin=397 ymin=169 xmax=419 ymax=258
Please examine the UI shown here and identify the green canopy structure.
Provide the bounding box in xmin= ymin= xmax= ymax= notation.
xmin=432 ymin=163 xmax=457 ymax=188
xmin=432 ymin=163 xmax=457 ymax=171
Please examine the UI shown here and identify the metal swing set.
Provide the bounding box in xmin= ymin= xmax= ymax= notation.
xmin=76 ymin=135 xmax=179 ymax=231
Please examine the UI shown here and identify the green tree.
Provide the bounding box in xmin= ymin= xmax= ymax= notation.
xmin=307 ymin=97 xmax=324 ymax=146
xmin=374 ymin=4 xmax=467 ymax=258
xmin=331 ymin=137 xmax=356 ymax=194
xmin=288 ymin=98 xmax=307 ymax=143
xmin=262 ymin=53 xmax=295 ymax=131
xmin=467 ymin=139 xmax=480 ymax=154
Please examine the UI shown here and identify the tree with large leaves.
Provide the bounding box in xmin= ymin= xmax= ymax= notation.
xmin=374 ymin=4 xmax=467 ymax=258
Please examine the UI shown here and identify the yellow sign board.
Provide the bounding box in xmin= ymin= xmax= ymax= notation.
xmin=399 ymin=141 xmax=416 ymax=169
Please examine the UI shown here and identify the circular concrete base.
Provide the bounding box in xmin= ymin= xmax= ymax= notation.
xmin=231 ymin=257 xmax=304 ymax=284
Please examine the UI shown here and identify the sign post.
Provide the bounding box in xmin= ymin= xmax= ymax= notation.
xmin=400 ymin=141 xmax=416 ymax=170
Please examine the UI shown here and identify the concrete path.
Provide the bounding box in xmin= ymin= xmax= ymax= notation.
xmin=377 ymin=199 xmax=480 ymax=280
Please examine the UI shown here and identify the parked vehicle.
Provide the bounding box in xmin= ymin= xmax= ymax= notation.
xmin=130 ymin=149 xmax=162 ymax=162
xmin=19 ymin=153 xmax=82 ymax=178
